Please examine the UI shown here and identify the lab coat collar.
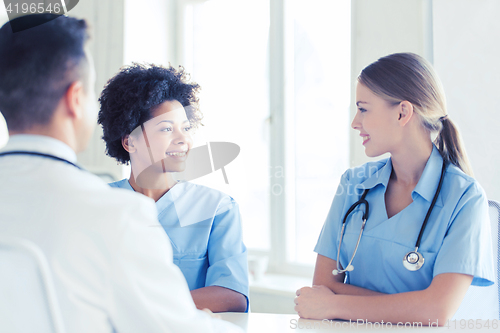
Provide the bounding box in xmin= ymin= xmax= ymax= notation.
xmin=0 ymin=134 xmax=77 ymax=163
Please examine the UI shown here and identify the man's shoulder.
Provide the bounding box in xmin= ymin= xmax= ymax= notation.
xmin=57 ymin=171 xmax=157 ymax=226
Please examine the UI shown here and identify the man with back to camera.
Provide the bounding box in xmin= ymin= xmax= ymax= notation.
xmin=0 ymin=13 xmax=242 ymax=333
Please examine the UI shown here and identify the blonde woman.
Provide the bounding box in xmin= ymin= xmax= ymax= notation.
xmin=295 ymin=53 xmax=494 ymax=324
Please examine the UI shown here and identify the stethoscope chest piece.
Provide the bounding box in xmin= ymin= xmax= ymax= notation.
xmin=403 ymin=250 xmax=424 ymax=271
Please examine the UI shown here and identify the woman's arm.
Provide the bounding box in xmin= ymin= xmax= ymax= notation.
xmin=191 ymin=286 xmax=247 ymax=312
xmin=313 ymin=254 xmax=383 ymax=296
xmin=295 ymin=272 xmax=472 ymax=325
xmin=203 ymin=197 xmax=249 ymax=312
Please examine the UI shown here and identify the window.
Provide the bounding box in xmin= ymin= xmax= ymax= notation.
xmin=179 ymin=0 xmax=351 ymax=275
xmin=287 ymin=0 xmax=351 ymax=266
xmin=179 ymin=0 xmax=271 ymax=251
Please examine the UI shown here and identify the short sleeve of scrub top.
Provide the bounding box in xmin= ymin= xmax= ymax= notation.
xmin=109 ymin=180 xmax=249 ymax=309
xmin=314 ymin=146 xmax=495 ymax=294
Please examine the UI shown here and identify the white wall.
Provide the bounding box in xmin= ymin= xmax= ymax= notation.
xmin=70 ymin=0 xmax=126 ymax=180
xmin=350 ymin=0 xmax=432 ymax=167
xmin=76 ymin=0 xmax=176 ymax=180
xmin=350 ymin=0 xmax=500 ymax=203
xmin=433 ymin=0 xmax=500 ymax=201
xmin=124 ymin=0 xmax=176 ymax=66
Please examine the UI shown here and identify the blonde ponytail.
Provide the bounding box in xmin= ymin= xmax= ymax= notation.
xmin=434 ymin=117 xmax=473 ymax=177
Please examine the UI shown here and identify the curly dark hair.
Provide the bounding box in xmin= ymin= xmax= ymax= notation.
xmin=98 ymin=63 xmax=202 ymax=164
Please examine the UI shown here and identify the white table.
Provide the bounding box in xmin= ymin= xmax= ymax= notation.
xmin=219 ymin=313 xmax=498 ymax=332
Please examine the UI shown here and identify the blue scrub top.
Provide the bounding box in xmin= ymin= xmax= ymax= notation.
xmin=109 ymin=180 xmax=249 ymax=307
xmin=315 ymin=145 xmax=495 ymax=294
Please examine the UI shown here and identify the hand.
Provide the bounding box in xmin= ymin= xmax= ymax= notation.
xmin=294 ymin=285 xmax=336 ymax=320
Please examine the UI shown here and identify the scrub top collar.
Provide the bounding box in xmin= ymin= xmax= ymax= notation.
xmin=358 ymin=157 xmax=392 ymax=192
xmin=125 ymin=178 xmax=184 ymax=209
xmin=359 ymin=145 xmax=445 ymax=207
xmin=412 ymin=145 xmax=445 ymax=207
xmin=0 ymin=134 xmax=77 ymax=163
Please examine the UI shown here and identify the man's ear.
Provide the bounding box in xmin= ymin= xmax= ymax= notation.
xmin=397 ymin=101 xmax=414 ymax=127
xmin=64 ymin=81 xmax=85 ymax=120
xmin=122 ymin=135 xmax=136 ymax=153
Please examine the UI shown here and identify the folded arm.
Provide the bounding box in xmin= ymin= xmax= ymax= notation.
xmin=191 ymin=286 xmax=247 ymax=312
xmin=204 ymin=198 xmax=249 ymax=312
xmin=297 ymin=255 xmax=472 ymax=325
xmin=313 ymin=254 xmax=383 ymax=296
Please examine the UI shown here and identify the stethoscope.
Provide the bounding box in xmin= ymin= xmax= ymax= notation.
xmin=0 ymin=151 xmax=82 ymax=170
xmin=332 ymin=160 xmax=447 ymax=275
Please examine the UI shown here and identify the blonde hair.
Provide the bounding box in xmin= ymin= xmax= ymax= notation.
xmin=358 ymin=52 xmax=473 ymax=176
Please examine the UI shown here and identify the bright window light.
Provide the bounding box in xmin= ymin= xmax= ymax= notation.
xmin=288 ymin=0 xmax=351 ymax=265
xmin=182 ymin=0 xmax=271 ymax=250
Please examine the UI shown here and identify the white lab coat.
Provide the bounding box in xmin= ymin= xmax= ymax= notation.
xmin=0 ymin=135 xmax=242 ymax=333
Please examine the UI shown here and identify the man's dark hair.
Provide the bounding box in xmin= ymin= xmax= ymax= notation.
xmin=98 ymin=63 xmax=202 ymax=165
xmin=0 ymin=14 xmax=90 ymax=131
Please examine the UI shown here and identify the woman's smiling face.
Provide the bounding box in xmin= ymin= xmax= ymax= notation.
xmin=351 ymin=82 xmax=402 ymax=158
xmin=129 ymin=100 xmax=193 ymax=173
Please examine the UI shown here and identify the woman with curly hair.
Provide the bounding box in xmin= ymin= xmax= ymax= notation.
xmin=98 ymin=63 xmax=248 ymax=313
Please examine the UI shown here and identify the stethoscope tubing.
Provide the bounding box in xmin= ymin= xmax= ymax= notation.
xmin=0 ymin=151 xmax=82 ymax=170
xmin=414 ymin=160 xmax=447 ymax=251
xmin=334 ymin=189 xmax=369 ymax=275
xmin=334 ymin=160 xmax=447 ymax=275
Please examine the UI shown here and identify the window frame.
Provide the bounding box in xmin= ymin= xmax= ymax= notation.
xmin=174 ymin=0 xmax=350 ymax=278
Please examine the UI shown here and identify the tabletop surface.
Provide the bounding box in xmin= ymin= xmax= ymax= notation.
xmin=219 ymin=312 xmax=498 ymax=333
